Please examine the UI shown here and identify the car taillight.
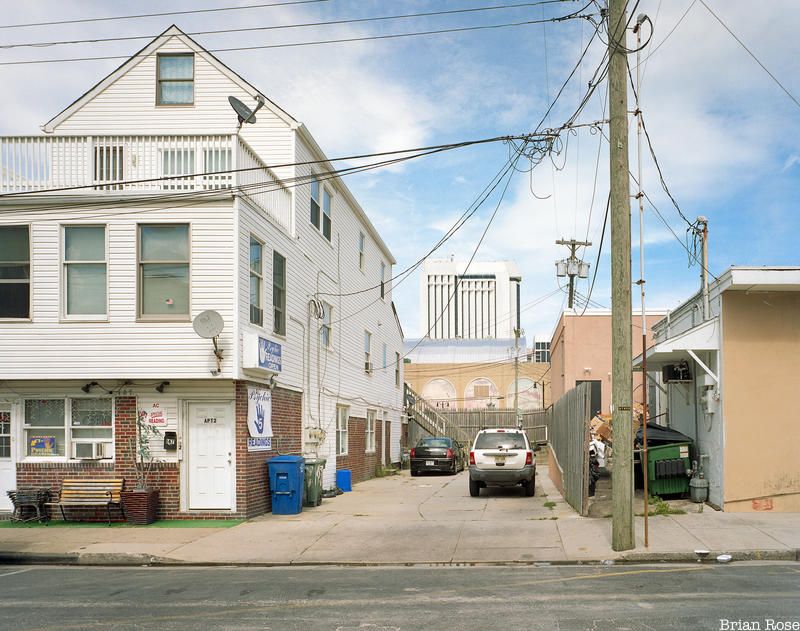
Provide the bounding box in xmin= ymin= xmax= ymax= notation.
xmin=469 ymin=451 xmax=476 ymax=465
xmin=446 ymin=448 xmax=453 ymax=459
xmin=525 ymin=451 xmax=533 ymax=465
xmin=410 ymin=448 xmax=415 ymax=459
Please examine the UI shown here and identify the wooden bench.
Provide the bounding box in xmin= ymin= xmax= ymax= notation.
xmin=47 ymin=478 xmax=125 ymax=525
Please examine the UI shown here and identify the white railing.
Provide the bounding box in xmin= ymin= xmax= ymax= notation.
xmin=236 ymin=137 xmax=293 ymax=233
xmin=0 ymin=134 xmax=293 ymax=232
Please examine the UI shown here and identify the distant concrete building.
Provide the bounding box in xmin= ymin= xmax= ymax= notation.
xmin=419 ymin=259 xmax=521 ymax=340
xmin=404 ymin=338 xmax=550 ymax=412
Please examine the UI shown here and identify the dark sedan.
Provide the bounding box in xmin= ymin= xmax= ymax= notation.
xmin=410 ymin=437 xmax=465 ymax=476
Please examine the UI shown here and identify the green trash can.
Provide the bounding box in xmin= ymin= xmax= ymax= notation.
xmin=644 ymin=442 xmax=691 ymax=496
xmin=304 ymin=458 xmax=326 ymax=507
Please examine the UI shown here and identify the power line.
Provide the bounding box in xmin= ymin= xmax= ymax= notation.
xmin=0 ymin=0 xmax=332 ymax=30
xmin=0 ymin=133 xmax=538 ymax=199
xmin=698 ymin=0 xmax=800 ymax=112
xmin=578 ymin=194 xmax=609 ymax=316
xmin=0 ymin=8 xmax=597 ymax=66
xmin=0 ymin=2 xmax=579 ymax=50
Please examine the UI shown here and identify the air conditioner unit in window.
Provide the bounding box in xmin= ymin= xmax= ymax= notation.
xmin=364 ymin=361 xmax=373 ymax=374
xmin=72 ymin=441 xmax=113 ymax=460
xmin=662 ymin=362 xmax=692 ymax=383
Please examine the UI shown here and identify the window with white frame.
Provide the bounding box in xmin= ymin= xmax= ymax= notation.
xmin=380 ymin=261 xmax=386 ymax=299
xmin=366 ymin=409 xmax=376 ymax=452
xmin=322 ymin=189 xmax=332 ymax=241
xmin=395 ymin=352 xmax=401 ymax=388
xmin=364 ymin=330 xmax=372 ymax=373
xmin=138 ymin=224 xmax=190 ymax=319
xmin=336 ymin=405 xmax=349 ymax=455
xmin=23 ymin=398 xmax=113 ymax=459
xmin=249 ymin=236 xmax=263 ymax=326
xmin=157 ymin=53 xmax=194 ymax=105
xmin=310 ymin=178 xmax=321 ymax=229
xmin=0 ymin=225 xmax=30 ymax=319
xmin=320 ymin=302 xmax=332 ymax=349
xmin=358 ymin=232 xmax=365 ymax=270
xmin=273 ymin=250 xmax=286 ymax=335
xmin=382 ymin=343 xmax=387 ymax=369
xmin=64 ymin=225 xmax=106 ymax=318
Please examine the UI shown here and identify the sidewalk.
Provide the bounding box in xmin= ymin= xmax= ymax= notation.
xmin=1 ymin=467 xmax=798 ymax=566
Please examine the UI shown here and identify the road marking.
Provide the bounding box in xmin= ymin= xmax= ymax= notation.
xmin=0 ymin=568 xmax=33 ymax=579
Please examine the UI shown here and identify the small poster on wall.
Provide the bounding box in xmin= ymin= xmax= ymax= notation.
xmin=247 ymin=387 xmax=273 ymax=452
xmin=139 ymin=399 xmax=170 ymax=426
xmin=30 ymin=436 xmax=56 ymax=456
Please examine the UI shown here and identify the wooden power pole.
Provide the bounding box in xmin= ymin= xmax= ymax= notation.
xmin=608 ymin=0 xmax=635 ymax=551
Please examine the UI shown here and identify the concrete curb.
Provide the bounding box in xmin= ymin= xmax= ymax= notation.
xmin=1 ymin=549 xmax=797 ymax=568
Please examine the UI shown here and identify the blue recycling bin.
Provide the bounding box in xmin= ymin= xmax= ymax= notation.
xmin=336 ymin=469 xmax=352 ymax=492
xmin=268 ymin=455 xmax=305 ymax=515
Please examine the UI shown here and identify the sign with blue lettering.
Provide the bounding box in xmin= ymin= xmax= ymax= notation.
xmin=258 ymin=337 xmax=282 ymax=372
xmin=247 ymin=387 xmax=273 ymax=452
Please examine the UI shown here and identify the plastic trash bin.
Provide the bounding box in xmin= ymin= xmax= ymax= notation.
xmin=303 ymin=458 xmax=326 ymax=507
xmin=336 ymin=469 xmax=352 ymax=492
xmin=268 ymin=455 xmax=305 ymax=514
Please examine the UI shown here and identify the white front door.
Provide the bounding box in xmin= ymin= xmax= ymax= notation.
xmin=0 ymin=405 xmax=16 ymax=512
xmin=188 ymin=402 xmax=234 ymax=510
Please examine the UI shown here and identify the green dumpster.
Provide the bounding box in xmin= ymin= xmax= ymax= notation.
xmin=304 ymin=458 xmax=326 ymax=507
xmin=643 ymin=442 xmax=691 ymax=496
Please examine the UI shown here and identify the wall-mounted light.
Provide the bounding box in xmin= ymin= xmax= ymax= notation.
xmin=81 ymin=381 xmax=99 ymax=393
xmin=155 ymin=381 xmax=170 ymax=393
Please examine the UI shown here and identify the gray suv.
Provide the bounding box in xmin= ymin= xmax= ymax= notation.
xmin=468 ymin=428 xmax=536 ymax=497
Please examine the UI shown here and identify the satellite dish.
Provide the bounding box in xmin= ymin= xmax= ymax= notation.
xmin=193 ymin=310 xmax=224 ymax=339
xmin=228 ymin=95 xmax=265 ymax=130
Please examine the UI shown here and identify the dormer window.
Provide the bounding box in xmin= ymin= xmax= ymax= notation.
xmin=157 ymin=53 xmax=194 ymax=105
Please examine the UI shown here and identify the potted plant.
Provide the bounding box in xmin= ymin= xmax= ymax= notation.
xmin=121 ymin=410 xmax=162 ymax=525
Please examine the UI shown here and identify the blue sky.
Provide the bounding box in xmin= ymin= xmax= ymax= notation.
xmin=2 ymin=0 xmax=798 ymax=341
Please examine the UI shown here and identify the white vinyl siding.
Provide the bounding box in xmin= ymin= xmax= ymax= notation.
xmin=358 ymin=232 xmax=365 ymax=270
xmin=320 ymin=302 xmax=332 ymax=349
xmin=364 ymin=330 xmax=372 ymax=374
xmin=63 ymin=225 xmax=107 ymax=318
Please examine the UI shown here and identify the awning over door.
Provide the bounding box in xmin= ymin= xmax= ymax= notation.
xmin=634 ymin=317 xmax=720 ymax=368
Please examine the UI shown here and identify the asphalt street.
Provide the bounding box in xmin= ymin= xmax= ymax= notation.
xmin=0 ymin=562 xmax=798 ymax=630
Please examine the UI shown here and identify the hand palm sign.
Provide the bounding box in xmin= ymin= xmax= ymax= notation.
xmin=254 ymin=403 xmax=265 ymax=434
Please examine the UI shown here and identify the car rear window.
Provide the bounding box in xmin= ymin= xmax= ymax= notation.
xmin=418 ymin=438 xmax=451 ymax=448
xmin=474 ymin=432 xmax=527 ymax=450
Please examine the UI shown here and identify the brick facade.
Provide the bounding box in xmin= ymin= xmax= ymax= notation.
xmin=16 ymin=383 xmax=303 ymax=521
xmin=335 ymin=416 xmax=382 ymax=484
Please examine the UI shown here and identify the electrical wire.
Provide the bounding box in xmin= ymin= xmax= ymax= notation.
xmin=0 ymin=7 xmax=597 ymax=66
xmin=578 ymin=193 xmax=609 ymax=317
xmin=698 ymin=0 xmax=800 ymax=112
xmin=0 ymin=2 xmax=580 ymax=50
xmin=0 ymin=0 xmax=331 ymax=30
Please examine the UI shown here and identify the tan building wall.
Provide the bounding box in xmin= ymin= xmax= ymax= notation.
xmin=550 ymin=312 xmax=663 ymax=415
xmin=405 ymin=361 xmax=551 ymax=411
xmin=721 ymin=291 xmax=800 ymax=512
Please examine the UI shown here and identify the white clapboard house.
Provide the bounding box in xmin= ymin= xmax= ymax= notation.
xmin=0 ymin=26 xmax=404 ymax=518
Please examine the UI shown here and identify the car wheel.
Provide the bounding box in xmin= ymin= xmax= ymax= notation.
xmin=523 ymin=477 xmax=535 ymax=497
xmin=469 ymin=478 xmax=480 ymax=497
xmin=449 ymin=459 xmax=457 ymax=475
xmin=411 ymin=469 xmax=418 ymax=477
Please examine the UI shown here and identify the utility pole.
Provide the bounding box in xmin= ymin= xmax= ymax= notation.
xmin=608 ymin=0 xmax=635 ymax=552
xmin=555 ymin=239 xmax=591 ymax=308
xmin=634 ymin=12 xmax=650 ymax=548
xmin=697 ymin=216 xmax=710 ymax=321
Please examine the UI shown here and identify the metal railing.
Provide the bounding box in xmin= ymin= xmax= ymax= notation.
xmin=404 ymin=384 xmax=470 ymax=444
xmin=0 ymin=134 xmax=293 ymax=232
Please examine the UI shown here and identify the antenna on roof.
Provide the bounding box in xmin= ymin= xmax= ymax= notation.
xmin=228 ymin=94 xmax=265 ymax=131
